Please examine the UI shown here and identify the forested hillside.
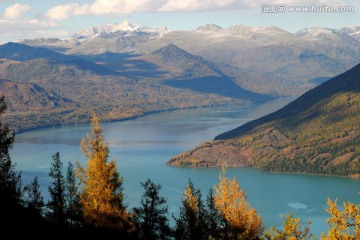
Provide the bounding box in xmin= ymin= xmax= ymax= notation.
xmin=167 ymin=63 xmax=360 ymax=177
xmin=0 ymin=43 xmax=267 ymax=132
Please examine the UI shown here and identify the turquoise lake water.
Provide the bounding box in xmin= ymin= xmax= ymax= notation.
xmin=11 ymin=97 xmax=360 ymax=235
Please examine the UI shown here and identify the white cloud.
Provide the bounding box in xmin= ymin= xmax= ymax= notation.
xmin=3 ymin=3 xmax=31 ymax=20
xmin=273 ymin=0 xmax=346 ymax=5
xmin=158 ymin=0 xmax=259 ymax=11
xmin=0 ymin=18 xmax=64 ymax=42
xmin=158 ymin=0 xmax=203 ymax=11
xmin=44 ymin=0 xmax=351 ymax=19
xmin=45 ymin=3 xmax=90 ymax=20
xmin=90 ymin=0 xmax=157 ymax=14
xmin=45 ymin=0 xmax=162 ymax=20
xmin=158 ymin=0 xmax=349 ymax=11
xmin=45 ymin=0 xmax=259 ymax=19
xmin=0 ymin=19 xmax=57 ymax=31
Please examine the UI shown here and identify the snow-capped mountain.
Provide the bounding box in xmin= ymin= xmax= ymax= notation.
xmin=338 ymin=25 xmax=360 ymax=34
xmin=73 ymin=20 xmax=167 ymax=40
xmin=296 ymin=26 xmax=360 ymax=42
xmin=15 ymin=21 xmax=360 ymax=93
xmin=196 ymin=23 xmax=223 ymax=32
xmin=338 ymin=26 xmax=360 ymax=41
xmin=295 ymin=26 xmax=338 ymax=37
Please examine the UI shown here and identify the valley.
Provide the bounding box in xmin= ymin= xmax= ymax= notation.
xmin=2 ymin=0 xmax=360 ymax=237
xmin=2 ymin=20 xmax=360 ymax=177
xmin=3 ymin=20 xmax=360 ymax=133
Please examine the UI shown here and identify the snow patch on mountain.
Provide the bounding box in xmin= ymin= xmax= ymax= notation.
xmin=73 ymin=20 xmax=167 ymax=40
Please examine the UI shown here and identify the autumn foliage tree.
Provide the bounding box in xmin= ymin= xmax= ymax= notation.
xmin=213 ymin=173 xmax=264 ymax=239
xmin=76 ymin=113 xmax=133 ymax=233
xmin=320 ymin=198 xmax=360 ymax=239
xmin=264 ymin=212 xmax=313 ymax=240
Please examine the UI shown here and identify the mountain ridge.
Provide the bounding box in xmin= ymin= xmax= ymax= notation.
xmin=73 ymin=20 xmax=167 ymax=40
xmin=0 ymin=43 xmax=264 ymax=132
xmin=0 ymin=79 xmax=78 ymax=112
xmin=167 ymin=62 xmax=360 ymax=177
xmin=215 ymin=62 xmax=360 ymax=140
xmin=152 ymin=44 xmax=271 ymax=102
xmin=18 ymin=21 xmax=360 ymax=97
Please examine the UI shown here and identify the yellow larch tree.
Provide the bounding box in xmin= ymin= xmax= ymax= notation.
xmin=76 ymin=113 xmax=133 ymax=232
xmin=264 ymin=212 xmax=313 ymax=240
xmin=320 ymin=198 xmax=360 ymax=240
xmin=214 ymin=173 xmax=264 ymax=239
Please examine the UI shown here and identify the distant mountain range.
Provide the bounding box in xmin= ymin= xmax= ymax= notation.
xmin=0 ymin=42 xmax=264 ymax=132
xmin=4 ymin=20 xmax=360 ymax=135
xmin=20 ymin=20 xmax=167 ymax=55
xmin=73 ymin=20 xmax=167 ymax=40
xmin=3 ymin=20 xmax=360 ymax=176
xmin=167 ymin=61 xmax=360 ymax=177
xmin=18 ymin=20 xmax=360 ymax=97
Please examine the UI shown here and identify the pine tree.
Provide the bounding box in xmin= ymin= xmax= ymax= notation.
xmin=174 ymin=180 xmax=208 ymax=240
xmin=133 ymin=179 xmax=171 ymax=240
xmin=47 ymin=152 xmax=66 ymax=226
xmin=76 ymin=113 xmax=133 ymax=233
xmin=24 ymin=176 xmax=44 ymax=215
xmin=206 ymin=189 xmax=221 ymax=240
xmin=0 ymin=96 xmax=21 ymax=206
xmin=66 ymin=161 xmax=82 ymax=227
xmin=213 ymin=173 xmax=264 ymax=239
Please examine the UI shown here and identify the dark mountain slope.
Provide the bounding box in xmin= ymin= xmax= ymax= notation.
xmin=135 ymin=44 xmax=271 ymax=102
xmin=167 ymin=63 xmax=360 ymax=177
xmin=0 ymin=42 xmax=76 ymax=61
xmin=216 ymin=62 xmax=360 ymax=139
xmin=0 ymin=43 xmax=260 ymax=132
xmin=152 ymin=44 xmax=223 ymax=77
xmin=0 ymin=79 xmax=77 ymax=112
xmin=0 ymin=58 xmax=115 ymax=85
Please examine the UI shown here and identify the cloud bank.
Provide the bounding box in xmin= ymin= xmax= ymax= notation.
xmin=43 ymin=0 xmax=349 ymax=20
xmin=0 ymin=0 xmax=351 ymax=42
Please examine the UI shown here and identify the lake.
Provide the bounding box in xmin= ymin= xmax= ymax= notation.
xmin=11 ymin=97 xmax=360 ymax=235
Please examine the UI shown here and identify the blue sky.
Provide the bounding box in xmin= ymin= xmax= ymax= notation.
xmin=0 ymin=0 xmax=359 ymax=43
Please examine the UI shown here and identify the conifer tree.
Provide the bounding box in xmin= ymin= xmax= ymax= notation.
xmin=24 ymin=176 xmax=44 ymax=215
xmin=174 ymin=180 xmax=208 ymax=240
xmin=47 ymin=152 xmax=66 ymax=226
xmin=213 ymin=173 xmax=264 ymax=239
xmin=206 ymin=189 xmax=221 ymax=239
xmin=133 ymin=179 xmax=171 ymax=240
xmin=66 ymin=161 xmax=82 ymax=227
xmin=76 ymin=113 xmax=133 ymax=233
xmin=0 ymin=96 xmax=21 ymax=206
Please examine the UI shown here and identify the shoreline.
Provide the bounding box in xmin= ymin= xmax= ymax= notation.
xmin=166 ymin=164 xmax=360 ymax=180
xmin=12 ymin=101 xmax=255 ymax=135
